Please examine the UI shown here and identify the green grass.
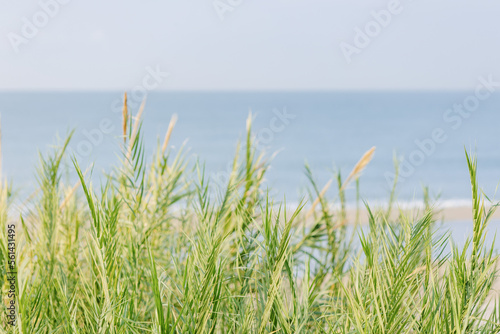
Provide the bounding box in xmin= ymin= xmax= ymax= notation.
xmin=1 ymin=108 xmax=500 ymax=333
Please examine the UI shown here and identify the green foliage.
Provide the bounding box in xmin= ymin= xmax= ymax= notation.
xmin=1 ymin=110 xmax=499 ymax=333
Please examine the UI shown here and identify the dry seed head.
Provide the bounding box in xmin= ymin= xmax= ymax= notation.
xmin=341 ymin=146 xmax=376 ymax=191
xmin=162 ymin=114 xmax=178 ymax=155
xmin=122 ymin=92 xmax=128 ymax=143
xmin=306 ymin=147 xmax=375 ymax=218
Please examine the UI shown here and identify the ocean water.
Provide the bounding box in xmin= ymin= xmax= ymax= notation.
xmin=0 ymin=91 xmax=499 ymax=210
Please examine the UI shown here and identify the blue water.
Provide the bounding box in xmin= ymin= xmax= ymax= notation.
xmin=0 ymin=91 xmax=499 ymax=208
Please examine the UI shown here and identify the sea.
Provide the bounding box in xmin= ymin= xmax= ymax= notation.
xmin=1 ymin=91 xmax=499 ymax=245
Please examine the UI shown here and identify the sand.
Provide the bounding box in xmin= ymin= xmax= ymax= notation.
xmin=343 ymin=205 xmax=500 ymax=224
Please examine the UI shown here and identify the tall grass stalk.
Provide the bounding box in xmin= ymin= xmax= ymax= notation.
xmin=1 ymin=106 xmax=499 ymax=333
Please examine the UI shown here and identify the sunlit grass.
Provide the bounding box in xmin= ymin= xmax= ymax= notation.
xmin=1 ymin=102 xmax=499 ymax=333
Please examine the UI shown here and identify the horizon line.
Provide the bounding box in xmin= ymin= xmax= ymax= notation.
xmin=0 ymin=88 xmax=488 ymax=94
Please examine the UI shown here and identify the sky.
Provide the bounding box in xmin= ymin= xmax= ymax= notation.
xmin=1 ymin=0 xmax=499 ymax=91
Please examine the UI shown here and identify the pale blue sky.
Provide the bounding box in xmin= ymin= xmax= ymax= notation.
xmin=1 ymin=0 xmax=499 ymax=91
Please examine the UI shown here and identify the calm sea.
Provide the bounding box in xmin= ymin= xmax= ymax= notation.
xmin=1 ymin=91 xmax=499 ymax=213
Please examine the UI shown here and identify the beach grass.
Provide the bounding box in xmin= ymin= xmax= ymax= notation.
xmin=1 ymin=105 xmax=500 ymax=333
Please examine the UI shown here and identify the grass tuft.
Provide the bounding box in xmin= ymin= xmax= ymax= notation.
xmin=1 ymin=110 xmax=499 ymax=333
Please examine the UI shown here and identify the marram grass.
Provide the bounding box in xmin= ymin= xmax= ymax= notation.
xmin=1 ymin=106 xmax=500 ymax=333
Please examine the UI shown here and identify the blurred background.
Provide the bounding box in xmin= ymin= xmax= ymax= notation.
xmin=1 ymin=1 xmax=499 ymax=231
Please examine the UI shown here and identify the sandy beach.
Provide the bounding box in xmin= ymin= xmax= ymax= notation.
xmin=344 ymin=205 xmax=500 ymax=224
